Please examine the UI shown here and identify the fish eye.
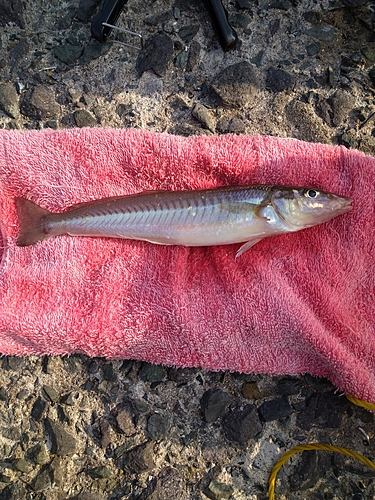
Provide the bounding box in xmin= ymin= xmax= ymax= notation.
xmin=304 ymin=189 xmax=319 ymax=198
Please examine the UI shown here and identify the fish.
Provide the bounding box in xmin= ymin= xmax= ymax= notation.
xmin=15 ymin=185 xmax=352 ymax=257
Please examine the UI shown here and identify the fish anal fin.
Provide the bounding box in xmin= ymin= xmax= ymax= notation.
xmin=235 ymin=237 xmax=264 ymax=258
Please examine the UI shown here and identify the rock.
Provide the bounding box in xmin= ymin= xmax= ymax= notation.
xmin=329 ymin=89 xmax=355 ymax=126
xmin=123 ymin=441 xmax=155 ymax=474
xmin=12 ymin=458 xmax=31 ymax=473
xmin=0 ymin=0 xmax=25 ymax=28
xmin=289 ymin=449 xmax=331 ymax=491
xmin=191 ymin=103 xmax=216 ymax=132
xmin=79 ymin=42 xmax=112 ymax=65
xmin=266 ymin=67 xmax=294 ymax=92
xmin=222 ymin=404 xmax=262 ymax=445
xmin=76 ymin=0 xmax=100 ymax=23
xmin=0 ymin=83 xmax=20 ymax=119
xmin=9 ymin=39 xmax=29 ymax=74
xmin=306 ymin=25 xmax=339 ymax=42
xmin=147 ymin=413 xmax=171 ymax=440
xmin=285 ymin=99 xmax=333 ymax=144
xmin=228 ymin=13 xmax=251 ymax=29
xmin=87 ymin=466 xmax=112 ymax=479
xmin=138 ymin=467 xmax=187 ymax=500
xmin=258 ymin=396 xmax=294 ymax=421
xmin=20 ymin=86 xmax=60 ymax=120
xmin=296 ymin=391 xmax=349 ymax=430
xmin=242 ymin=381 xmax=262 ymax=399
xmin=251 ymin=50 xmax=265 ymax=67
xmin=178 ymin=25 xmax=199 ymax=43
xmin=175 ymin=51 xmax=188 ymax=69
xmin=139 ymin=363 xmax=167 ymax=383
xmin=362 ymin=46 xmax=375 ymax=63
xmin=276 ymin=378 xmax=304 ymax=396
xmin=187 ymin=41 xmax=201 ymax=71
xmin=144 ymin=11 xmax=172 ymax=26
xmin=74 ymin=109 xmax=97 ymax=127
xmin=3 ymin=356 xmax=24 ymax=371
xmin=136 ymin=34 xmax=174 ymax=77
xmin=204 ymin=478 xmax=234 ymax=500
xmin=54 ymin=44 xmax=84 ymax=65
xmin=42 ymin=385 xmax=60 ymax=403
xmin=30 ymin=464 xmax=53 ymax=492
xmin=211 ymin=61 xmax=259 ymax=107
xmin=306 ymin=42 xmax=321 ymax=56
xmin=101 ymin=362 xmax=118 ymax=382
xmin=0 ymin=426 xmax=21 ymax=441
xmin=0 ymin=481 xmax=26 ymax=500
xmin=26 ymin=443 xmax=50 ymax=465
xmin=44 ymin=418 xmax=77 ymax=455
xmin=368 ymin=67 xmax=375 ymax=88
xmin=200 ymin=388 xmax=232 ymax=423
xmin=116 ymin=408 xmax=136 ymax=436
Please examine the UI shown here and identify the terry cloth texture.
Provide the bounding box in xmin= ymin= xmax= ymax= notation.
xmin=0 ymin=128 xmax=374 ymax=401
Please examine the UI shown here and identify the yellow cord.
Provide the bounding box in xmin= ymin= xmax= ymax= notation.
xmin=346 ymin=394 xmax=375 ymax=411
xmin=268 ymin=443 xmax=375 ymax=499
xmin=268 ymin=395 xmax=375 ymax=499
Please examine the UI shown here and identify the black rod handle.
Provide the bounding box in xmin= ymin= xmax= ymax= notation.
xmin=205 ymin=0 xmax=238 ymax=51
xmin=91 ymin=0 xmax=129 ymax=42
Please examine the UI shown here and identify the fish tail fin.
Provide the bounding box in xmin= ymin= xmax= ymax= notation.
xmin=15 ymin=198 xmax=52 ymax=247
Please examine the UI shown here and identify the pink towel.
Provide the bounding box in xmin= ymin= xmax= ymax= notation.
xmin=0 ymin=128 xmax=374 ymax=402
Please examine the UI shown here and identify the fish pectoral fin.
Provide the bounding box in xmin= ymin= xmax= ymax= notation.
xmin=219 ymin=202 xmax=268 ymax=218
xmin=235 ymin=237 xmax=265 ymax=258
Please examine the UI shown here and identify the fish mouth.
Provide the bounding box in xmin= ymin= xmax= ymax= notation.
xmin=335 ymin=197 xmax=352 ymax=215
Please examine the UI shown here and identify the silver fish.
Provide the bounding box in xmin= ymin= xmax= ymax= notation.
xmin=15 ymin=185 xmax=352 ymax=257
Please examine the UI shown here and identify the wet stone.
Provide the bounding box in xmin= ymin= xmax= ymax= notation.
xmin=258 ymin=396 xmax=294 ymax=421
xmin=191 ymin=103 xmax=216 ymax=132
xmin=44 ymin=418 xmax=77 ymax=455
xmin=136 ymin=34 xmax=174 ymax=77
xmin=139 ymin=362 xmax=167 ymax=383
xmin=178 ymin=25 xmax=199 ymax=43
xmin=147 ymin=413 xmax=171 ymax=440
xmin=222 ymin=404 xmax=262 ymax=445
xmin=306 ymin=25 xmax=339 ymax=42
xmin=211 ymin=61 xmax=259 ymax=107
xmin=54 ymin=44 xmax=84 ymax=65
xmin=204 ymin=478 xmax=234 ymax=500
xmin=200 ymin=388 xmax=232 ymax=423
xmin=74 ymin=109 xmax=97 ymax=127
xmin=138 ymin=467 xmax=187 ymax=500
xmin=266 ymin=67 xmax=294 ymax=92
xmin=123 ymin=441 xmax=155 ymax=474
xmin=0 ymin=82 xmax=20 ymax=119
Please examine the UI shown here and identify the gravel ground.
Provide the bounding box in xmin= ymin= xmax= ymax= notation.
xmin=1 ymin=0 xmax=375 ymax=499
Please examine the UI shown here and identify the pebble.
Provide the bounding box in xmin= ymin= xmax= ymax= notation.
xmin=222 ymin=404 xmax=262 ymax=445
xmin=44 ymin=417 xmax=77 ymax=455
xmin=266 ymin=67 xmax=294 ymax=92
xmin=136 ymin=34 xmax=174 ymax=77
xmin=368 ymin=67 xmax=375 ymax=88
xmin=306 ymin=42 xmax=321 ymax=57
xmin=42 ymin=385 xmax=60 ymax=403
xmin=138 ymin=467 xmax=187 ymax=500
xmin=0 ymin=82 xmax=20 ymax=119
xmin=306 ymin=25 xmax=339 ymax=42
xmin=25 ymin=443 xmax=50 ymax=465
xmin=228 ymin=13 xmax=251 ymax=29
xmin=4 ymin=356 xmax=24 ymax=371
xmin=330 ymin=89 xmax=356 ymax=127
xmin=289 ymin=448 xmax=331 ymax=491
xmin=139 ymin=362 xmax=167 ymax=383
xmin=79 ymin=42 xmax=112 ymax=65
xmin=12 ymin=458 xmax=30 ymax=473
xmin=116 ymin=408 xmax=136 ymax=435
xmin=276 ymin=377 xmax=305 ymax=396
xmin=211 ymin=61 xmax=259 ymax=107
xmin=30 ymin=465 xmax=53 ymax=492
xmin=242 ymin=381 xmax=262 ymax=399
xmin=20 ymin=86 xmax=60 ymax=120
xmin=258 ymin=396 xmax=294 ymax=421
xmin=54 ymin=44 xmax=84 ymax=65
xmin=9 ymin=39 xmax=29 ymax=74
xmin=200 ymin=388 xmax=232 ymax=423
xmin=191 ymin=103 xmax=216 ymax=132
xmin=101 ymin=362 xmax=118 ymax=382
xmin=87 ymin=466 xmax=113 ymax=479
xmin=296 ymin=391 xmax=348 ymax=430
xmin=147 ymin=413 xmax=171 ymax=440
xmin=187 ymin=41 xmax=201 ymax=71
xmin=204 ymin=478 xmax=234 ymax=500
xmin=0 ymin=481 xmax=26 ymax=500
xmin=178 ymin=25 xmax=199 ymax=43
xmin=74 ymin=109 xmax=97 ymax=127
xmin=123 ymin=441 xmax=155 ymax=474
